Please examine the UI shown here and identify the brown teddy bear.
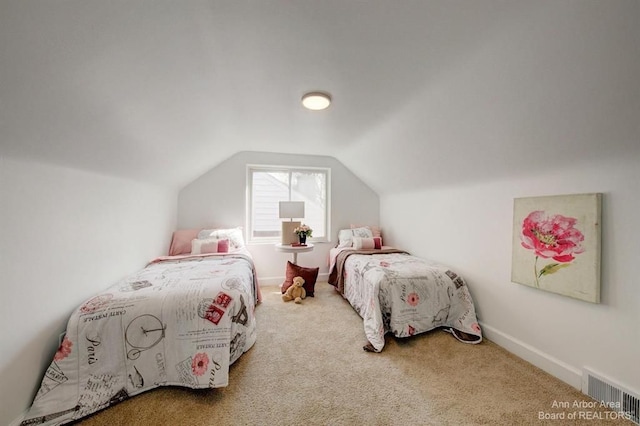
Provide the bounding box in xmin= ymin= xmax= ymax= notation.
xmin=282 ymin=276 xmax=306 ymax=304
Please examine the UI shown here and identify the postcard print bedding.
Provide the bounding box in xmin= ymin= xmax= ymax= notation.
xmin=20 ymin=252 xmax=258 ymax=426
xmin=340 ymin=252 xmax=482 ymax=352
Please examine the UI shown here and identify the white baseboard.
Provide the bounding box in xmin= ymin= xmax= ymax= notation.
xmin=258 ymin=272 xmax=329 ymax=287
xmin=480 ymin=322 xmax=582 ymax=390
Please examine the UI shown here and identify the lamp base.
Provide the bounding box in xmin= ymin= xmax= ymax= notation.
xmin=281 ymin=221 xmax=301 ymax=245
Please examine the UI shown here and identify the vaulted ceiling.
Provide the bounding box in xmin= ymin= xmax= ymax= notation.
xmin=1 ymin=1 xmax=638 ymax=194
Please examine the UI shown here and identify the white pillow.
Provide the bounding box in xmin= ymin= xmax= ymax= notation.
xmin=337 ymin=227 xmax=376 ymax=248
xmin=191 ymin=238 xmax=230 ymax=254
xmin=337 ymin=229 xmax=354 ymax=248
xmin=351 ymin=226 xmax=374 ymax=238
xmin=197 ymin=227 xmax=244 ymax=249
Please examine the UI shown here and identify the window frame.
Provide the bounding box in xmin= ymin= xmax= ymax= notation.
xmin=246 ymin=164 xmax=331 ymax=244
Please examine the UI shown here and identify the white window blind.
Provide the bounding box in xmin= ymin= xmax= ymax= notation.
xmin=247 ymin=165 xmax=329 ymax=243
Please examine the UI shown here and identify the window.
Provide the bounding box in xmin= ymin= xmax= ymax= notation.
xmin=247 ymin=165 xmax=330 ymax=243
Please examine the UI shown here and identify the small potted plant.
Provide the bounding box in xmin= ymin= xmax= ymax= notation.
xmin=293 ymin=224 xmax=313 ymax=245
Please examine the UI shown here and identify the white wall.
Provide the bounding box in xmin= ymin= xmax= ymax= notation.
xmin=380 ymin=155 xmax=640 ymax=393
xmin=178 ymin=151 xmax=379 ymax=282
xmin=0 ymin=158 xmax=177 ymax=425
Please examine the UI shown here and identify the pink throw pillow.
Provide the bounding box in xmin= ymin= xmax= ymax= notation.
xmin=373 ymin=237 xmax=382 ymax=249
xmin=192 ymin=238 xmax=230 ymax=254
xmin=202 ymin=239 xmax=230 ymax=254
xmin=168 ymin=229 xmax=200 ymax=255
xmin=352 ymin=237 xmax=382 ymax=250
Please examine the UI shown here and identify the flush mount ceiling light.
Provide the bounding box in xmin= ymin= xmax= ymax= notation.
xmin=301 ymin=91 xmax=331 ymax=110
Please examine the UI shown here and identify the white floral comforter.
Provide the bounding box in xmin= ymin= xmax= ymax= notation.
xmin=21 ymin=251 xmax=259 ymax=426
xmin=331 ymin=250 xmax=482 ymax=352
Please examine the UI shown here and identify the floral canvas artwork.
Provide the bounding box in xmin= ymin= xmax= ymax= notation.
xmin=511 ymin=193 xmax=602 ymax=303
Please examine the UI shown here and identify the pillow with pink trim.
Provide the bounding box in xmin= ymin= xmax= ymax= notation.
xmin=352 ymin=237 xmax=382 ymax=250
xmin=168 ymin=229 xmax=200 ymax=256
xmin=191 ymin=238 xmax=230 ymax=254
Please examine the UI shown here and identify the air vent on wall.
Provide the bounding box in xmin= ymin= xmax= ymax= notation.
xmin=583 ymin=368 xmax=639 ymax=425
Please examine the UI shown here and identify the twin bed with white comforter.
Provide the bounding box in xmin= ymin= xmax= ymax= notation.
xmin=21 ymin=229 xmax=259 ymax=426
xmin=328 ymin=244 xmax=482 ymax=352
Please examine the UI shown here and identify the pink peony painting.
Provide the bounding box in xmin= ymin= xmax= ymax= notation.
xmin=520 ymin=211 xmax=585 ymax=287
xmin=511 ymin=193 xmax=602 ymax=303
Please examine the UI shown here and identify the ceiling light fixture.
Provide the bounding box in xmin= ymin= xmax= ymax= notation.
xmin=301 ymin=91 xmax=331 ymax=110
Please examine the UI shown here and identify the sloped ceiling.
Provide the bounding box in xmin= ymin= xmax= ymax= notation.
xmin=1 ymin=1 xmax=638 ymax=194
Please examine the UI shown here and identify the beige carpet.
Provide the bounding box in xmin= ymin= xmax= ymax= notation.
xmin=78 ymin=283 xmax=632 ymax=426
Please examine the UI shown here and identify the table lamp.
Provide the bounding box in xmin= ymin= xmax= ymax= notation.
xmin=279 ymin=201 xmax=304 ymax=245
